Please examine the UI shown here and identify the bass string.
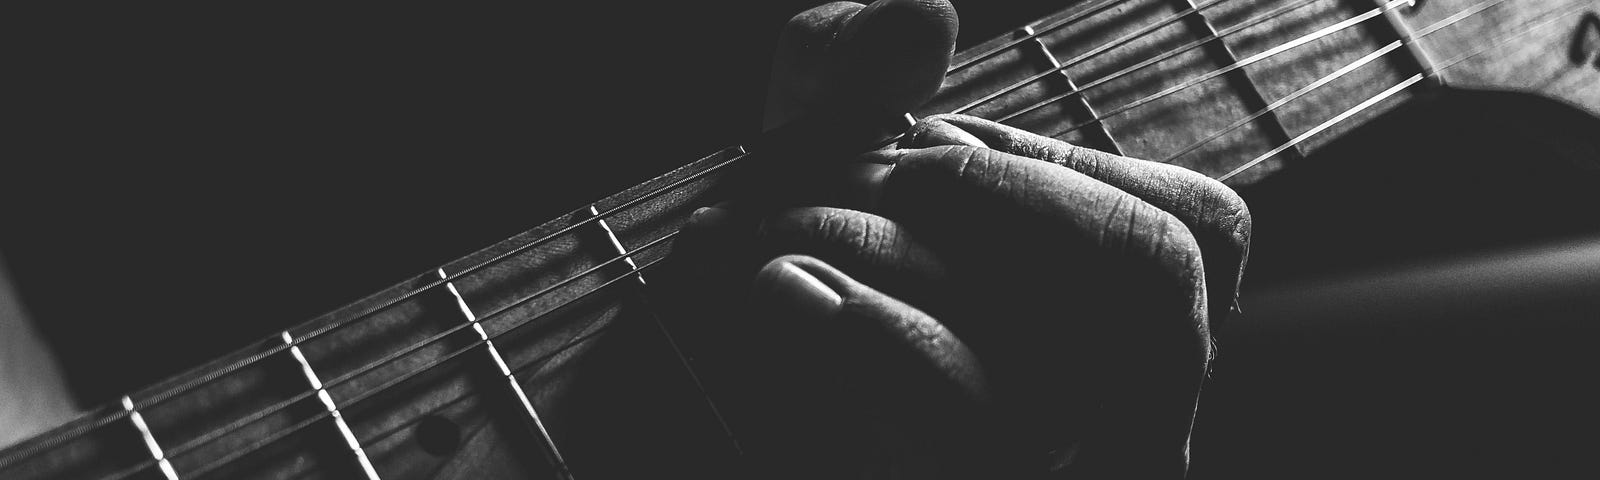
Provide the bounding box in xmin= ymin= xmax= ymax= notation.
xmin=125 ymin=0 xmax=1325 ymax=420
xmin=5 ymin=0 xmax=1504 ymax=473
xmin=3 ymin=2 xmax=1250 ymax=459
xmin=123 ymin=3 xmax=1533 ymax=473
xmin=103 ymin=255 xmax=664 ymax=480
xmin=13 ymin=0 xmax=1324 ymax=434
xmin=108 ymin=229 xmax=683 ymax=480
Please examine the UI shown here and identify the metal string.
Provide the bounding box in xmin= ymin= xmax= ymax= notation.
xmin=951 ymin=0 xmax=1256 ymax=115
xmin=1034 ymin=0 xmax=1414 ymax=138
xmin=1216 ymin=0 xmax=1584 ymax=180
xmin=102 ymin=254 xmax=665 ymax=480
xmin=4 ymin=0 xmax=1521 ymax=474
xmin=97 ymin=231 xmax=678 ymax=480
xmin=1 ymin=4 xmax=1142 ymax=463
xmin=979 ymin=0 xmax=1320 ymax=121
xmin=945 ymin=0 xmax=1127 ymax=74
xmin=1161 ymin=0 xmax=1505 ymax=165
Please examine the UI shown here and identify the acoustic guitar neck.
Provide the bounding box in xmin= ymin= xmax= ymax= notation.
xmin=3 ymin=0 xmax=1597 ymax=478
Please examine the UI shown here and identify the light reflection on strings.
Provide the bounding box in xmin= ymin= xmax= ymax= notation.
xmin=1 ymin=0 xmax=1543 ymax=477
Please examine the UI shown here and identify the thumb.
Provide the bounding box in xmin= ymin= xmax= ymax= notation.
xmin=763 ymin=0 xmax=958 ymax=130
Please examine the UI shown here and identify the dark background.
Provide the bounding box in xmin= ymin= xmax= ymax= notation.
xmin=5 ymin=1 xmax=1598 ymax=478
xmin=4 ymin=0 xmax=1069 ymax=406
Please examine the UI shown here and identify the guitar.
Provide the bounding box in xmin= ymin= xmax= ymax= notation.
xmin=3 ymin=0 xmax=1597 ymax=478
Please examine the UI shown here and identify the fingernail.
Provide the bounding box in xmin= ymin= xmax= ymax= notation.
xmin=687 ymin=206 xmax=731 ymax=229
xmin=902 ymin=118 xmax=988 ymax=149
xmin=755 ymin=261 xmax=843 ymax=321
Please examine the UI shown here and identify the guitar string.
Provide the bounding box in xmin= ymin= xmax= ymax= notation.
xmin=100 ymin=4 xmax=1526 ymax=472
xmin=945 ymin=0 xmax=1125 ymax=74
xmin=6 ymin=0 xmax=1510 ymax=473
xmin=122 ymin=0 xmax=1291 ymax=424
xmin=0 ymin=1 xmax=1344 ymax=455
xmin=1032 ymin=0 xmax=1415 ymax=138
xmin=0 ymin=0 xmax=1454 ymax=470
xmin=950 ymin=0 xmax=1249 ymax=115
xmin=980 ymin=0 xmax=1322 ymax=122
xmin=1160 ymin=0 xmax=1505 ymax=165
xmin=100 ymin=231 xmax=678 ymax=480
xmin=103 ymin=256 xmax=663 ymax=480
xmin=1217 ymin=0 xmax=1588 ymax=180
xmin=289 ymin=7 xmax=1567 ymax=470
xmin=177 ymin=257 xmax=663 ymax=480
xmin=104 ymin=0 xmax=1320 ymax=430
xmin=0 ymin=2 xmax=1285 ymax=465
xmin=0 ymin=152 xmax=750 ymax=472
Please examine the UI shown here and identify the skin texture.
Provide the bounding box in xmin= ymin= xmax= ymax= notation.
xmin=682 ymin=0 xmax=1252 ymax=477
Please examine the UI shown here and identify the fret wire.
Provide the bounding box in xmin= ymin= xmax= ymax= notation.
xmin=583 ymin=206 xmax=743 ymax=454
xmin=1164 ymin=0 xmax=1507 ymax=166
xmin=282 ymin=331 xmax=383 ymax=480
xmin=6 ymin=150 xmax=743 ymax=474
xmin=438 ymin=268 xmax=574 ymax=479
xmin=13 ymin=1 xmax=1524 ymax=470
xmin=952 ymin=0 xmax=1236 ymax=115
xmin=180 ymin=257 xmax=663 ymax=479
xmin=120 ymin=396 xmax=178 ymax=480
xmin=1216 ymin=0 xmax=1570 ymax=181
xmin=108 ymin=148 xmax=746 ymax=420
xmin=6 ymin=2 xmax=1335 ymax=456
xmin=1041 ymin=0 xmax=1412 ymax=138
xmin=1373 ymin=0 xmax=1445 ymax=85
xmin=1020 ymin=24 xmax=1126 ymax=155
xmin=138 ymin=230 xmax=681 ymax=473
xmin=1162 ymin=40 xmax=1404 ymax=164
xmin=354 ymin=318 xmax=619 ymax=464
xmin=1175 ymin=0 xmax=1301 ymax=161
xmin=1218 ymin=73 xmax=1423 ymax=181
xmin=946 ymin=0 xmax=1125 ymax=74
xmin=980 ymin=0 xmax=1317 ymax=121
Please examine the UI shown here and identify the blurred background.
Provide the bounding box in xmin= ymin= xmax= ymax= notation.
xmin=4 ymin=1 xmax=1597 ymax=478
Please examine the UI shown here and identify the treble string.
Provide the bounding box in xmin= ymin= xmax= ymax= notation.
xmin=0 ymin=1 xmax=1420 ymax=465
xmin=952 ymin=0 xmax=1256 ymax=116
xmin=8 ymin=0 xmax=1525 ymax=476
xmin=945 ymin=0 xmax=1125 ymax=74
xmin=101 ymin=252 xmax=668 ymax=480
xmin=980 ymin=0 xmax=1319 ymax=122
xmin=180 ymin=257 xmax=665 ymax=480
xmin=1165 ymin=0 xmax=1504 ymax=165
xmin=0 ymin=152 xmax=752 ymax=473
xmin=1216 ymin=0 xmax=1584 ymax=180
xmin=98 ymin=229 xmax=679 ymax=480
xmin=1035 ymin=0 xmax=1415 ymax=138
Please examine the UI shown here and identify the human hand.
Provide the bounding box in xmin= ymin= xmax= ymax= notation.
xmin=675 ymin=1 xmax=1251 ymax=478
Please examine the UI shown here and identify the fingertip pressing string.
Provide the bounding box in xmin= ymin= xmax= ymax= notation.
xmin=7 ymin=0 xmax=1521 ymax=476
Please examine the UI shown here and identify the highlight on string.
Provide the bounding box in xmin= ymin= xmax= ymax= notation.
xmin=0 ymin=0 xmax=1553 ymax=477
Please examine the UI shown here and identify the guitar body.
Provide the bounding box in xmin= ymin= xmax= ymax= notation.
xmin=4 ymin=0 xmax=1597 ymax=478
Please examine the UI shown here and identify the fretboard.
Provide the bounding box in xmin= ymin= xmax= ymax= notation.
xmin=4 ymin=0 xmax=1595 ymax=478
